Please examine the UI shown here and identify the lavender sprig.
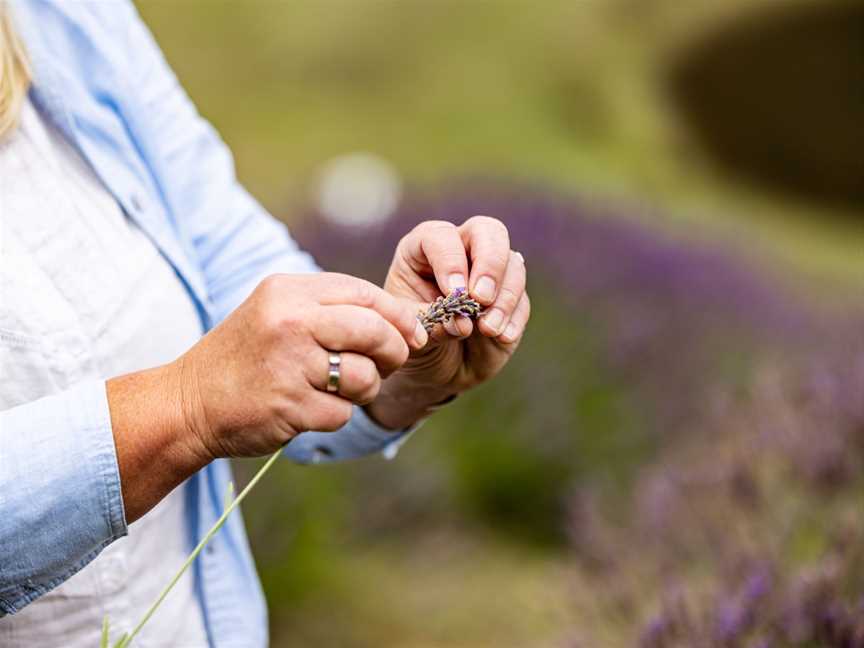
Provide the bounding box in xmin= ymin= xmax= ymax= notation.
xmin=418 ymin=287 xmax=484 ymax=334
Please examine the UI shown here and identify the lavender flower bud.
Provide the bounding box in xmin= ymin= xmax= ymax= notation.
xmin=417 ymin=288 xmax=484 ymax=333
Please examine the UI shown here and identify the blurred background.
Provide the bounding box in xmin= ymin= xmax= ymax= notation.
xmin=139 ymin=1 xmax=863 ymax=645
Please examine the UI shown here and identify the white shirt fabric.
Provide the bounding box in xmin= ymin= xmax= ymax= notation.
xmin=0 ymin=99 xmax=210 ymax=646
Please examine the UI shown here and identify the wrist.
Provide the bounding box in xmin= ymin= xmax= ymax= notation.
xmin=365 ymin=377 xmax=458 ymax=430
xmin=173 ymin=355 xmax=219 ymax=465
xmin=114 ymin=362 xmax=212 ymax=471
xmin=106 ymin=361 xmax=211 ymax=522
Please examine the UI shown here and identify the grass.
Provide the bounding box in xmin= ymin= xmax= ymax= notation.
xmin=267 ymin=537 xmax=573 ymax=648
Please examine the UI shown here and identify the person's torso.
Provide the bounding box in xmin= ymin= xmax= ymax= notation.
xmin=0 ymin=98 xmax=209 ymax=647
xmin=5 ymin=4 xmax=273 ymax=645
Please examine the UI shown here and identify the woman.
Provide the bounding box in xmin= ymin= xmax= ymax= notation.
xmin=0 ymin=1 xmax=530 ymax=646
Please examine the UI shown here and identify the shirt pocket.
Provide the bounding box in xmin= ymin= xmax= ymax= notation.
xmin=0 ymin=326 xmax=96 ymax=411
xmin=0 ymin=328 xmax=58 ymax=411
xmin=0 ymin=234 xmax=97 ymax=409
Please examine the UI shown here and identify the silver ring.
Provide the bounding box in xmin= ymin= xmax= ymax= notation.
xmin=326 ymin=352 xmax=341 ymax=393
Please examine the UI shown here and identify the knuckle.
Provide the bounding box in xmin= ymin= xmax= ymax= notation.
xmin=322 ymin=271 xmax=349 ymax=282
xmin=281 ymin=402 xmax=310 ymax=434
xmin=353 ymin=365 xmax=381 ymax=404
xmin=488 ymin=250 xmax=511 ymax=269
xmin=256 ymin=300 xmax=288 ymax=334
xmin=395 ymin=338 xmax=410 ymax=366
xmin=467 ymin=214 xmax=506 ymax=232
xmin=258 ymin=273 xmax=287 ymax=293
xmin=310 ymin=398 xmax=352 ymax=432
xmin=397 ymin=306 xmax=417 ymax=334
xmin=329 ymin=272 xmax=354 ymax=290
xmin=333 ymin=400 xmax=354 ymax=428
xmin=359 ymin=312 xmax=388 ymax=343
xmin=254 ymin=278 xmax=280 ymax=310
xmin=440 ymin=249 xmax=468 ymax=265
xmin=358 ymin=380 xmax=381 ymax=405
xmin=316 ymin=271 xmax=339 ymax=286
xmin=497 ymin=285 xmax=521 ymax=310
xmin=356 ymin=360 xmax=379 ymax=391
xmin=352 ymin=308 xmax=381 ymax=340
xmin=380 ymin=338 xmax=409 ymax=376
xmin=254 ymin=278 xmax=307 ymax=334
xmin=352 ymin=279 xmax=377 ymax=307
xmin=257 ymin=274 xmax=278 ymax=296
xmin=416 ymin=219 xmax=457 ymax=235
xmin=325 ymin=272 xmax=363 ymax=295
xmin=466 ymin=214 xmax=493 ymax=226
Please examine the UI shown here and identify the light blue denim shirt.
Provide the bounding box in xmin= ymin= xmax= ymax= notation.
xmin=0 ymin=2 xmax=415 ymax=643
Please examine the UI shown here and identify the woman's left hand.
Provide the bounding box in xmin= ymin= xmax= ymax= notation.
xmin=365 ymin=216 xmax=529 ymax=429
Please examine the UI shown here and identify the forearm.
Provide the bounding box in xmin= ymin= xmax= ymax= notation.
xmin=106 ymin=361 xmax=210 ymax=523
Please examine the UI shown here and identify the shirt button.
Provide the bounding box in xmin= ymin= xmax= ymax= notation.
xmin=129 ymin=193 xmax=144 ymax=213
xmin=312 ymin=446 xmax=333 ymax=464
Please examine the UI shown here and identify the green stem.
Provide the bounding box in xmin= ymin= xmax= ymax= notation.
xmin=115 ymin=448 xmax=284 ymax=648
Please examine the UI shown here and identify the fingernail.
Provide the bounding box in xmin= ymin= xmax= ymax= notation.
xmin=414 ymin=321 xmax=429 ymax=347
xmin=474 ymin=276 xmax=496 ymax=303
xmin=503 ymin=320 xmax=519 ymax=341
xmin=448 ymin=273 xmax=466 ymax=291
xmin=483 ymin=308 xmax=504 ymax=333
xmin=455 ymin=315 xmax=474 ymax=339
xmin=443 ymin=317 xmax=460 ymax=337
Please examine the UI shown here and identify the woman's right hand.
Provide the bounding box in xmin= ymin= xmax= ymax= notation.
xmin=176 ymin=273 xmax=428 ymax=460
xmin=107 ymin=272 xmax=426 ymax=522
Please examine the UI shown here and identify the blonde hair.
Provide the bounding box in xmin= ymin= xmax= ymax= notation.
xmin=0 ymin=3 xmax=30 ymax=139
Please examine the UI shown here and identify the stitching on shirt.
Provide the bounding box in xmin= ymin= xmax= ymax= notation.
xmin=89 ymin=384 xmax=128 ymax=540
xmin=0 ymin=329 xmax=42 ymax=349
xmin=0 ymin=543 xmax=109 ymax=615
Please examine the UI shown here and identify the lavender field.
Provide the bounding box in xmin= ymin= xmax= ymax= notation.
xmin=275 ymin=182 xmax=863 ymax=646
xmin=137 ymin=1 xmax=864 ymax=643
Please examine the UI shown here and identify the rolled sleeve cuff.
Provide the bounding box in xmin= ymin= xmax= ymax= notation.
xmin=283 ymin=405 xmax=423 ymax=465
xmin=0 ymin=380 xmax=127 ymax=614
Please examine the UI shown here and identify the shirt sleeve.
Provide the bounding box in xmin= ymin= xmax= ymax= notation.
xmin=112 ymin=1 xmax=319 ymax=324
xmin=0 ymin=381 xmax=127 ymax=616
xmin=285 ymin=406 xmax=423 ymax=465
xmin=111 ymin=2 xmax=417 ymax=462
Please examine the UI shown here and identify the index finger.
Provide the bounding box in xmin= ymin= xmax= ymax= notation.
xmin=309 ymin=273 xmax=428 ymax=349
xmin=458 ymin=216 xmax=510 ymax=306
xmin=398 ymin=220 xmax=471 ymax=296
xmin=312 ymin=305 xmax=410 ymax=377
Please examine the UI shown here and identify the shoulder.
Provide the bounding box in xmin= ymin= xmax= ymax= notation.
xmin=13 ymin=0 xmax=137 ymax=29
xmin=12 ymin=0 xmax=158 ymax=119
xmin=12 ymin=0 xmax=142 ymax=66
